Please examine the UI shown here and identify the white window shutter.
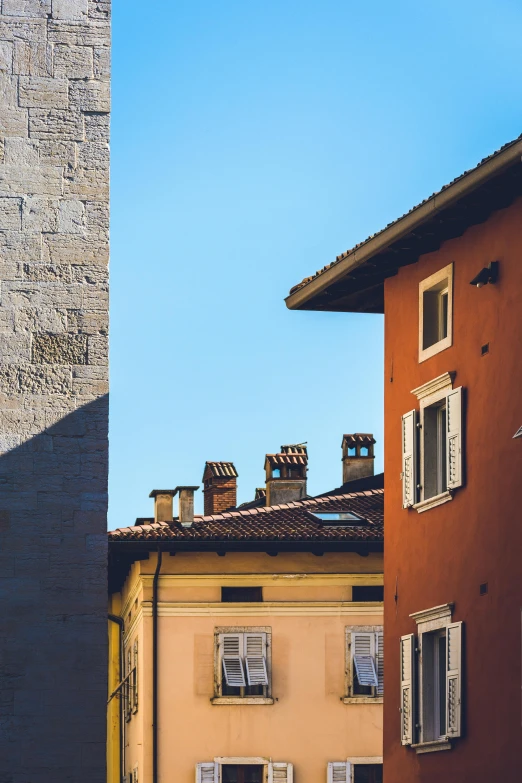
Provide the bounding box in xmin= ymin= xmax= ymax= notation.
xmin=133 ymin=639 xmax=138 ymax=711
xmin=268 ymin=762 xmax=293 ymax=782
xmin=402 ymin=409 xmax=418 ymax=507
xmin=400 ymin=634 xmax=416 ymax=745
xmin=327 ymin=762 xmax=351 ymax=783
xmin=195 ymin=762 xmax=217 ymax=783
xmin=220 ymin=633 xmax=246 ymax=687
xmin=352 ymin=632 xmax=378 ymax=687
xmin=446 ymin=387 xmax=463 ymax=489
xmin=446 ymin=622 xmax=463 ymax=738
xmin=244 ymin=632 xmax=268 ymax=686
xmin=375 ymin=632 xmax=384 ymax=696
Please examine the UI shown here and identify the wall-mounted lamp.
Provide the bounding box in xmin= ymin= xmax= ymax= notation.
xmin=470 ymin=261 xmax=499 ymax=288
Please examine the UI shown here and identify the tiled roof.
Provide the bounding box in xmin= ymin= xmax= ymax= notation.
xmin=288 ymin=134 xmax=522 ymax=298
xmin=342 ymin=434 xmax=376 ymax=448
xmin=203 ymin=461 xmax=238 ymax=479
xmin=237 ymin=488 xmax=267 ymax=510
xmin=108 ymin=488 xmax=383 ymax=544
xmin=265 ymin=453 xmax=308 ymax=468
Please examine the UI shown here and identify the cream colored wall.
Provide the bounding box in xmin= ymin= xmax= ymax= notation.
xmin=118 ymin=550 xmax=384 ymax=783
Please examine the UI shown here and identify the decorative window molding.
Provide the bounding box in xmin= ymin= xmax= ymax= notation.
xmin=419 ymin=263 xmax=453 ymax=363
xmin=213 ymin=626 xmax=272 ymax=704
xmin=410 ymin=603 xmax=454 ymax=632
xmin=344 ymin=625 xmax=383 ymax=703
xmin=411 ymin=372 xmax=455 ymax=404
xmin=413 ymin=490 xmax=452 ymax=514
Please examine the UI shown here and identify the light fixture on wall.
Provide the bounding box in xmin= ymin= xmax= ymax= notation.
xmin=469 ymin=261 xmax=499 ymax=288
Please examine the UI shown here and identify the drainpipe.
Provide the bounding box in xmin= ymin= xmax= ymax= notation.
xmin=108 ymin=613 xmax=125 ymax=783
xmin=152 ymin=547 xmax=163 ymax=783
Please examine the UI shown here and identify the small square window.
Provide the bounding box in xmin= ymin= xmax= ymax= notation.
xmin=353 ymin=764 xmax=383 ymax=783
xmin=352 ymin=586 xmax=384 ymax=602
xmin=419 ymin=263 xmax=453 ymax=362
xmin=221 ymin=587 xmax=263 ymax=603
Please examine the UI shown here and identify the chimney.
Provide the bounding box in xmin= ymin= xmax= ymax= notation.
xmin=265 ymin=443 xmax=307 ymax=506
xmin=174 ymin=485 xmax=199 ymax=526
xmin=149 ymin=489 xmax=176 ymax=523
xmin=342 ymin=434 xmax=376 ymax=483
xmin=202 ymin=462 xmax=238 ymax=515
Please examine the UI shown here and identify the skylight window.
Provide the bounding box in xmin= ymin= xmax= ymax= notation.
xmin=312 ymin=511 xmax=367 ymax=526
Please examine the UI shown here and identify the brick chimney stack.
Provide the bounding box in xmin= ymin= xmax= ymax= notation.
xmin=202 ymin=462 xmax=238 ymax=515
xmin=265 ymin=444 xmax=308 ymax=506
xmin=342 ymin=434 xmax=376 ymax=483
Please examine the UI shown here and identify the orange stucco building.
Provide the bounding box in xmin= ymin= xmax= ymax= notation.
xmin=108 ymin=447 xmax=384 ymax=783
xmin=287 ymin=136 xmax=522 ymax=781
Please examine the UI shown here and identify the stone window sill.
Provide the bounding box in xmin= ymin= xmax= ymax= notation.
xmin=342 ymin=697 xmax=383 ymax=705
xmin=412 ymin=738 xmax=451 ymax=755
xmin=413 ymin=491 xmax=452 ymax=514
xmin=211 ymin=697 xmax=274 ymax=706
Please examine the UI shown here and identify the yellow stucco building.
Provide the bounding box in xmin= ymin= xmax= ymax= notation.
xmin=108 ymin=443 xmax=384 ymax=783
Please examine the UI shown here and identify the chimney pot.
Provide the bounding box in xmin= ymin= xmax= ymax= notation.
xmin=149 ymin=489 xmax=176 ymax=523
xmin=174 ymin=486 xmax=199 ymax=527
xmin=265 ymin=443 xmax=308 ymax=506
xmin=342 ymin=434 xmax=376 ymax=483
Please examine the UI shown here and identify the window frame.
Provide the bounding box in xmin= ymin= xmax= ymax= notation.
xmin=349 ymin=759 xmax=384 ymax=783
xmin=344 ymin=625 xmax=383 ymax=704
xmin=418 ymin=263 xmax=453 ymax=363
xmin=212 ymin=626 xmax=273 ymax=705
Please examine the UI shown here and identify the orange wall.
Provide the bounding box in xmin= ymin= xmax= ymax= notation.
xmin=118 ymin=550 xmax=384 ymax=782
xmin=383 ymin=198 xmax=522 ymax=781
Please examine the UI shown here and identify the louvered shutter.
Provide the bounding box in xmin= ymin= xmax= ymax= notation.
xmin=268 ymin=762 xmax=293 ymax=782
xmin=220 ymin=633 xmax=246 ymax=687
xmin=133 ymin=639 xmax=138 ymax=712
xmin=402 ymin=410 xmax=418 ymax=507
xmin=375 ymin=632 xmax=384 ymax=696
xmin=327 ymin=761 xmax=351 ymax=782
xmin=352 ymin=632 xmax=378 ymax=687
xmin=446 ymin=622 xmax=462 ymax=738
xmin=244 ymin=632 xmax=268 ymax=686
xmin=400 ymin=634 xmax=416 ymax=745
xmin=195 ymin=762 xmax=217 ymax=783
xmin=446 ymin=387 xmax=463 ymax=489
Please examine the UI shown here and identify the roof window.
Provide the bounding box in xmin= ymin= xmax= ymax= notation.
xmin=312 ymin=511 xmax=367 ymax=526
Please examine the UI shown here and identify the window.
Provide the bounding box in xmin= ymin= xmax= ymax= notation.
xmin=352 ymin=586 xmax=384 ymax=602
xmin=196 ymin=761 xmax=292 ymax=782
xmin=328 ymin=761 xmax=383 ymax=783
xmin=221 ymin=587 xmax=263 ymax=602
xmin=402 ymin=374 xmax=464 ymax=512
xmin=213 ymin=628 xmax=272 ymax=703
xmin=345 ymin=626 xmax=383 ymax=702
xmin=419 ymin=263 xmax=453 ymax=362
xmin=401 ymin=604 xmax=463 ymax=753
xmin=124 ymin=638 xmax=138 ymax=721
xmin=312 ymin=511 xmax=367 ymax=526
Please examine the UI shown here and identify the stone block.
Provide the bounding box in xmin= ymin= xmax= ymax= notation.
xmin=83 ymin=111 xmax=109 ymax=142
xmin=19 ymin=365 xmax=72 ymax=394
xmin=69 ymin=79 xmax=109 ymax=112
xmin=44 ymin=233 xmax=108 ymax=264
xmin=19 ymin=77 xmax=69 ymax=109
xmin=47 ymin=20 xmax=110 ymax=47
xmin=0 ymin=165 xmax=63 ymax=197
xmin=13 ymin=40 xmax=52 ymax=76
xmin=86 ymin=335 xmax=107 ymax=366
xmin=2 ymin=0 xmax=51 ymax=17
xmin=82 ymin=285 xmax=108 ymax=310
xmin=2 ymin=281 xmax=83 ymax=310
xmin=71 ymin=264 xmax=107 ymax=285
xmin=84 ymin=200 xmax=108 ymax=240
xmin=31 ymin=333 xmax=87 ymax=365
xmin=0 ymin=367 xmax=19 ymax=393
xmin=89 ymin=0 xmax=110 ymax=19
xmin=4 ymin=138 xmax=39 ymax=167
xmin=22 ymin=197 xmax=59 ymax=233
xmin=0 ymin=434 xmax=21 ymax=455
xmin=63 ymin=167 xmax=109 ymax=199
xmin=66 ymin=309 xmax=108 ymax=335
xmin=53 ymin=44 xmax=93 ymax=79
xmin=23 ymin=263 xmax=71 ymax=283
xmin=93 ymin=45 xmax=109 ymax=79
xmin=0 ymin=198 xmax=22 ymax=230
xmin=77 ymin=140 xmax=109 ymax=170
xmin=38 ymin=140 xmax=76 ymax=167
xmin=0 ymin=18 xmax=46 ymax=43
xmin=71 ymin=369 xmax=108 ymax=396
xmin=15 ymin=307 xmax=67 ymax=334
xmin=0 ymin=231 xmax=42 ymax=263
xmin=0 ymin=41 xmax=13 ymax=72
xmin=52 ymin=0 xmax=89 ymax=20
xmin=0 ymin=108 xmax=28 ymax=138
xmin=28 ymin=108 xmax=84 ymax=141
xmin=0 ymin=334 xmax=31 ymax=364
xmin=57 ymin=199 xmax=84 ymax=233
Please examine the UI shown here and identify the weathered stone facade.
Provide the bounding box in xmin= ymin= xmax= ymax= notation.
xmin=0 ymin=1 xmax=109 ymax=780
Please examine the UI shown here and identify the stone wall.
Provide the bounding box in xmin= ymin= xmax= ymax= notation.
xmin=0 ymin=2 xmax=110 ymax=781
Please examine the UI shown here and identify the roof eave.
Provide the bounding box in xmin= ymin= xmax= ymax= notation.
xmin=285 ymin=137 xmax=522 ymax=312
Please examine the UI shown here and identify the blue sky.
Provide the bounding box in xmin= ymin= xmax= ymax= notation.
xmin=109 ymin=0 xmax=522 ymax=527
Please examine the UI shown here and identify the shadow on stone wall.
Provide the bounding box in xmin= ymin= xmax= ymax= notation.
xmin=0 ymin=394 xmax=108 ymax=782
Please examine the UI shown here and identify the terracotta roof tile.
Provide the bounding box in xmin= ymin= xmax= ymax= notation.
xmin=203 ymin=461 xmax=238 ymax=479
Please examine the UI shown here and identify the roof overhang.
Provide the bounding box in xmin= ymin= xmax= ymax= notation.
xmin=286 ymin=137 xmax=522 ymax=314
